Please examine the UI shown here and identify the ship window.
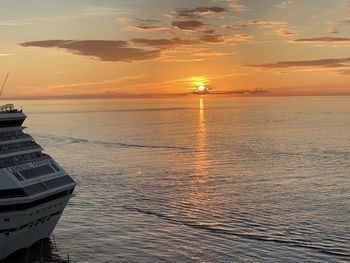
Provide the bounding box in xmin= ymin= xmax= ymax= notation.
xmin=50 ymin=211 xmax=62 ymax=217
xmin=23 ymin=183 xmax=46 ymax=196
xmin=19 ymin=223 xmax=29 ymax=230
xmin=20 ymin=165 xmax=56 ymax=180
xmin=0 ymin=188 xmax=27 ymax=199
xmin=13 ymin=172 xmax=24 ymax=181
xmin=50 ymin=163 xmax=60 ymax=171
xmin=44 ymin=176 xmax=74 ymax=190
xmin=0 ymin=228 xmax=16 ymax=234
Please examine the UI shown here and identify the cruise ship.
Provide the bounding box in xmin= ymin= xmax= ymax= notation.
xmin=0 ymin=103 xmax=76 ymax=260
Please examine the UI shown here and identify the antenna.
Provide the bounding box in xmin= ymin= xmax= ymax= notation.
xmin=0 ymin=72 xmax=9 ymax=98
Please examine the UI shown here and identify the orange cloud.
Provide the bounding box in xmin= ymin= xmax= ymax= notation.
xmin=20 ymin=40 xmax=161 ymax=62
xmin=166 ymin=6 xmax=227 ymax=19
xmin=130 ymin=37 xmax=199 ymax=47
xmin=275 ymin=28 xmax=297 ymax=36
xmin=227 ymin=0 xmax=250 ymax=11
xmin=172 ymin=20 xmax=206 ymax=32
xmin=293 ymin=37 xmax=350 ymax=44
xmin=119 ymin=18 xmax=170 ymax=32
xmin=245 ymin=57 xmax=350 ymax=69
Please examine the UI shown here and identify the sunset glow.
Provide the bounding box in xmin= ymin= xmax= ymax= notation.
xmin=1 ymin=0 xmax=350 ymax=99
xmin=0 ymin=1 xmax=348 ymax=261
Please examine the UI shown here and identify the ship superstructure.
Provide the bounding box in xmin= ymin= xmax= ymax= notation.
xmin=0 ymin=104 xmax=76 ymax=260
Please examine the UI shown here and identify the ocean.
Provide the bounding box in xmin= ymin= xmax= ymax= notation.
xmin=6 ymin=96 xmax=350 ymax=262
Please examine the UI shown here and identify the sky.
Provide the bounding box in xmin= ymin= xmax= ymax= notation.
xmin=1 ymin=0 xmax=350 ymax=99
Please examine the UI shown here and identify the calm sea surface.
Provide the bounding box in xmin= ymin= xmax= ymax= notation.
xmin=7 ymin=96 xmax=350 ymax=262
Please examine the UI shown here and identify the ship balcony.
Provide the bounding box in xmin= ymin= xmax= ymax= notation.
xmin=0 ymin=134 xmax=32 ymax=143
xmin=0 ymin=126 xmax=25 ymax=134
xmin=0 ymin=145 xmax=43 ymax=159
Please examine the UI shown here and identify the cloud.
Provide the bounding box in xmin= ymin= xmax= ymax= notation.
xmin=82 ymin=6 xmax=131 ymax=16
xmin=20 ymin=40 xmax=161 ymax=62
xmin=194 ymin=49 xmax=236 ymax=57
xmin=215 ymin=88 xmax=267 ymax=95
xmin=293 ymin=37 xmax=350 ymax=44
xmin=340 ymin=19 xmax=350 ymax=25
xmin=130 ymin=36 xmax=237 ymax=62
xmin=0 ymin=20 xmax=35 ymax=26
xmin=224 ymin=20 xmax=287 ymax=31
xmin=203 ymin=29 xmax=218 ymax=34
xmin=200 ymin=34 xmax=225 ymax=43
xmin=47 ymin=74 xmax=148 ymax=90
xmin=0 ymin=53 xmax=14 ymax=57
xmin=119 ymin=17 xmax=170 ymax=32
xmin=20 ymin=32 xmax=251 ymax=64
xmin=128 ymin=25 xmax=170 ymax=31
xmin=191 ymin=88 xmax=267 ymax=95
xmin=223 ymin=24 xmax=245 ymax=31
xmin=235 ymin=19 xmax=294 ymax=38
xmin=275 ymin=0 xmax=294 ymax=9
xmin=159 ymin=47 xmax=236 ymax=63
xmin=226 ymin=34 xmax=254 ymax=42
xmin=226 ymin=0 xmax=249 ymax=11
xmin=335 ymin=69 xmax=350 ymax=75
xmin=130 ymin=38 xmax=199 ymax=47
xmin=275 ymin=28 xmax=297 ymax=36
xmin=1 ymin=6 xmax=131 ymax=27
xmin=245 ymin=57 xmax=350 ymax=69
xmin=327 ymin=26 xmax=339 ymax=34
xmin=244 ymin=20 xmax=287 ymax=26
xmin=172 ymin=20 xmax=206 ymax=31
xmin=166 ymin=6 xmax=227 ymax=19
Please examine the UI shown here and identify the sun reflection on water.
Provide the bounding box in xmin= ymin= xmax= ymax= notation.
xmin=184 ymin=96 xmax=216 ymax=219
xmin=193 ymin=97 xmax=209 ymax=182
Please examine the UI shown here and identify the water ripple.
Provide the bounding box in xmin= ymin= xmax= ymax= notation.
xmin=123 ymin=206 xmax=350 ymax=259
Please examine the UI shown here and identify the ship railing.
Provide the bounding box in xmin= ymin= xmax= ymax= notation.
xmin=0 ymin=153 xmax=51 ymax=168
xmin=0 ymin=104 xmax=20 ymax=113
xmin=0 ymin=133 xmax=31 ymax=142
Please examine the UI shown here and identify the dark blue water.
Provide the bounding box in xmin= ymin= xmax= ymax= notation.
xmin=10 ymin=96 xmax=350 ymax=262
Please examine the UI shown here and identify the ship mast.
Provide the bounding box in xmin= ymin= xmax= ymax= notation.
xmin=0 ymin=72 xmax=9 ymax=99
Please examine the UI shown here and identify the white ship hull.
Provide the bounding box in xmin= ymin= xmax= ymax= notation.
xmin=0 ymin=193 xmax=72 ymax=259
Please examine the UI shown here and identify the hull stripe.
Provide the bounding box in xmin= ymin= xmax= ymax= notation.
xmin=0 ymin=189 xmax=73 ymax=213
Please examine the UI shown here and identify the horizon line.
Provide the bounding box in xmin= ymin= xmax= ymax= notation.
xmin=1 ymin=93 xmax=350 ymax=101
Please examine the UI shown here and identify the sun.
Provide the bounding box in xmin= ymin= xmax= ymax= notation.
xmin=198 ymin=85 xmax=206 ymax=92
xmin=187 ymin=76 xmax=210 ymax=94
